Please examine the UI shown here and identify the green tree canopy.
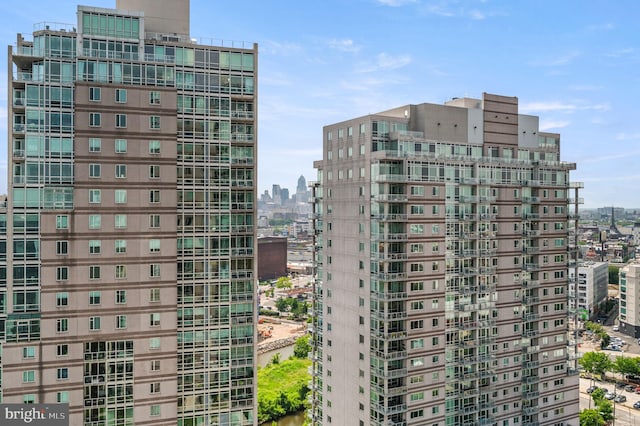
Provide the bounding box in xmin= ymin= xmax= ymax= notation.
xmin=275 ymin=276 xmax=293 ymax=289
xmin=293 ymin=335 xmax=311 ymax=359
xmin=579 ymin=408 xmax=605 ymax=426
xmin=579 ymin=352 xmax=612 ymax=378
xmin=613 ymin=355 xmax=640 ymax=376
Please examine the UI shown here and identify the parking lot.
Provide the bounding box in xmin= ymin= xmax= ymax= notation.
xmin=578 ymin=319 xmax=640 ymax=424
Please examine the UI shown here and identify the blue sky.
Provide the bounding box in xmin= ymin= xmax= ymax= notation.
xmin=1 ymin=0 xmax=639 ymax=208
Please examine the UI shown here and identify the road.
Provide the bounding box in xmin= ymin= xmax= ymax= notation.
xmin=578 ymin=317 xmax=640 ymax=425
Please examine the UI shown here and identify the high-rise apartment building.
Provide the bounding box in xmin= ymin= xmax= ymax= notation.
xmin=310 ymin=94 xmax=579 ymax=425
xmin=2 ymin=1 xmax=257 ymax=424
xmin=568 ymin=261 xmax=608 ymax=320
xmin=619 ymin=262 xmax=640 ymax=338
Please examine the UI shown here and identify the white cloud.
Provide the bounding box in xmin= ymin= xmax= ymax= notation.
xmin=327 ymin=38 xmax=361 ymax=53
xmin=578 ymin=150 xmax=640 ymax=164
xmin=468 ymin=10 xmax=486 ymax=20
xmin=604 ymin=47 xmax=635 ymax=58
xmin=376 ymin=0 xmax=417 ymax=6
xmin=615 ymin=132 xmax=640 ymax=141
xmin=520 ymin=101 xmax=610 ymax=114
xmin=586 ymin=23 xmax=615 ymax=32
xmin=539 ymin=120 xmax=570 ymax=131
xmin=356 ymin=53 xmax=412 ymax=73
xmin=261 ymin=40 xmax=303 ymax=56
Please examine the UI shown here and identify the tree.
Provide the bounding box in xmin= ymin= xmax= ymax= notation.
xmin=579 ymin=352 xmax=612 ymax=380
xmin=609 ymin=265 xmax=619 ymax=285
xmin=275 ymin=297 xmax=289 ymax=312
xmin=270 ymin=353 xmax=281 ymax=365
xmin=293 ymin=335 xmax=311 ymax=359
xmin=590 ymin=388 xmax=606 ymax=406
xmin=598 ymin=399 xmax=614 ymax=424
xmin=612 ymin=355 xmax=640 ymax=377
xmin=579 ymin=409 xmax=605 ymax=426
xmin=275 ymin=276 xmax=293 ymax=289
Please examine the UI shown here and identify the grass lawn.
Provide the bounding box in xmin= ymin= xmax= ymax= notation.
xmin=258 ymin=357 xmax=311 ymax=423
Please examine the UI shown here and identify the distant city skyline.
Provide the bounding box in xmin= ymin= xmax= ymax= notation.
xmin=2 ymin=1 xmax=640 ymax=208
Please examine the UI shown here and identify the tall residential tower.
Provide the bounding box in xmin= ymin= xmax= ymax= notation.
xmin=3 ymin=1 xmax=258 ymax=424
xmin=311 ymin=94 xmax=579 ymax=425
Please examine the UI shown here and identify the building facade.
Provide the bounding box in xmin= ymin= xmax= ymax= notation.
xmin=568 ymin=261 xmax=608 ymax=320
xmin=311 ymin=94 xmax=579 ymax=425
xmin=619 ymin=262 xmax=640 ymax=338
xmin=3 ymin=1 xmax=258 ymax=424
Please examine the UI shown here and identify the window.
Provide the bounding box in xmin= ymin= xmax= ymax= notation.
xmin=56 ymin=266 xmax=69 ymax=281
xmin=89 ymin=240 xmax=101 ymax=254
xmin=115 ymin=214 xmax=127 ymax=228
xmin=57 ymin=392 xmax=69 ymax=403
xmin=89 ymin=189 xmax=101 ymax=203
xmin=149 ymin=140 xmax=160 ymax=154
xmin=149 ymin=91 xmax=161 ymax=104
xmin=149 ymin=165 xmax=160 ymax=178
xmin=89 ymin=163 xmax=101 ymax=178
xmin=150 ymin=264 xmax=160 ymax=277
xmin=149 ymin=239 xmax=160 ymax=253
xmin=89 ymin=317 xmax=101 ymax=331
xmin=56 ymin=215 xmax=69 ymax=229
xmin=56 ymin=318 xmax=69 ymax=333
xmin=89 ymin=215 xmax=101 ymax=229
xmin=23 ymin=347 xmax=36 ymax=359
xmin=149 ymin=190 xmax=160 ymax=203
xmin=23 ymin=395 xmax=35 ymax=404
xmin=150 ymin=382 xmax=160 ymax=394
xmin=89 ymin=138 xmax=101 ymax=152
xmin=115 ymin=139 xmax=127 ymax=153
xmin=150 ymin=116 xmax=161 ymax=129
xmin=56 ymin=292 xmax=69 ymax=307
xmin=150 ymin=405 xmax=160 ymax=417
xmin=116 ymin=290 xmax=127 ymax=304
xmin=115 ymin=164 xmax=127 ymax=178
xmin=115 ymin=265 xmax=127 ymax=279
xmin=57 ymin=344 xmax=68 ymax=356
xmin=115 ymin=189 xmax=127 ymax=204
xmin=150 ymin=338 xmax=160 ymax=349
xmin=150 ymin=288 xmax=160 ymax=302
xmin=151 ymin=360 xmax=161 ymax=371
xmin=115 ymin=114 xmax=127 ymax=128
xmin=89 ymin=291 xmax=101 ymax=305
xmin=150 ymin=313 xmax=160 ymax=326
xmin=89 ymin=112 xmax=101 ymax=127
xmin=115 ymin=240 xmax=127 ymax=254
xmin=149 ymin=214 xmax=160 ymax=228
xmin=89 ymin=87 xmax=101 ymax=101
xmin=23 ymin=370 xmax=36 ymax=383
xmin=115 ymin=88 xmax=127 ymax=103
xmin=56 ymin=240 xmax=68 ymax=255
xmin=89 ymin=265 xmax=101 ymax=280
xmin=116 ymin=315 xmax=127 ymax=329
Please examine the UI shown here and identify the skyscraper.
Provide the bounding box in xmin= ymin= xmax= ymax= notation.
xmin=3 ymin=1 xmax=258 ymax=424
xmin=310 ymin=94 xmax=579 ymax=425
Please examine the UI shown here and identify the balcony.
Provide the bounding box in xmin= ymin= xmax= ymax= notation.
xmin=523 ymin=263 xmax=540 ymax=272
xmin=372 ymin=271 xmax=407 ymax=281
xmin=371 ymin=291 xmax=407 ymax=301
xmin=371 ymin=213 xmax=408 ymax=221
xmin=374 ymin=194 xmax=408 ymax=202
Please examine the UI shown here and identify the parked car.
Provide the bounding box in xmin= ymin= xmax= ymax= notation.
xmin=634 ymin=401 xmax=640 ymax=409
xmin=635 ymin=386 xmax=640 ymax=394
xmin=613 ymin=325 xmax=619 ymax=332
xmin=587 ymin=386 xmax=599 ymax=394
xmin=605 ymin=392 xmax=617 ymax=400
xmin=617 ymin=382 xmax=627 ymax=389
xmin=625 ymin=384 xmax=636 ymax=392
xmin=615 ymin=395 xmax=627 ymax=403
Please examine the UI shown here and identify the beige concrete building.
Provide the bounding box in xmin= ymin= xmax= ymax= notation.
xmin=3 ymin=1 xmax=257 ymax=424
xmin=310 ymin=93 xmax=579 ymax=425
xmin=620 ymin=262 xmax=640 ymax=338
